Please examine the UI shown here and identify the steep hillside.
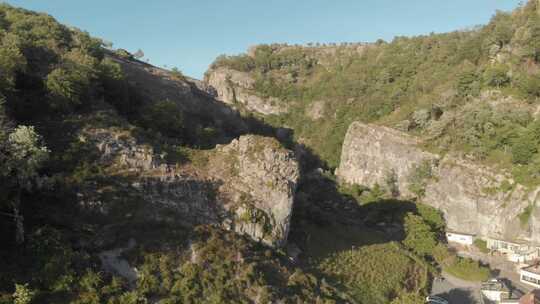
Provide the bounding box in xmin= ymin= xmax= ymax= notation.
xmin=206 ymin=0 xmax=540 ymax=175
xmin=0 ymin=4 xmax=346 ymax=303
xmin=2 ymin=1 xmax=528 ymax=303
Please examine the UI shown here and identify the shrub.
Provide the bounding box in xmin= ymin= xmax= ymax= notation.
xmin=403 ymin=213 xmax=438 ymax=257
xmin=141 ymin=100 xmax=184 ymax=139
xmin=456 ymin=70 xmax=480 ymax=97
xmin=483 ymin=64 xmax=510 ymax=88
xmin=115 ymin=49 xmax=133 ymax=59
xmin=12 ymin=284 xmax=34 ymax=304
xmin=170 ymin=67 xmax=185 ymax=80
xmin=474 ymin=239 xmax=489 ymax=253
xmin=385 ymin=169 xmax=400 ymax=197
xmin=519 ymin=204 xmax=535 ymax=228
xmin=512 ymin=133 xmax=538 ymax=164
xmin=416 ymin=203 xmax=445 ymax=234
xmin=407 ymin=161 xmax=433 ymax=198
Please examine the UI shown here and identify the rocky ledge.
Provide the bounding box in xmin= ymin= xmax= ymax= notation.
xmin=80 ymin=125 xmax=299 ymax=248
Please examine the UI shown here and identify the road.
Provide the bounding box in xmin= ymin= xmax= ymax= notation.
xmin=431 ymin=272 xmax=482 ymax=304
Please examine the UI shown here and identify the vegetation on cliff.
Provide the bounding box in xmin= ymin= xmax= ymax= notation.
xmin=211 ymin=1 xmax=540 ymax=180
xmin=0 ymin=4 xmax=334 ymax=303
xmin=0 ymin=1 xmax=520 ymax=303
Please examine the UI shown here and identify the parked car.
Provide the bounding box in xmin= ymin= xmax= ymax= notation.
xmin=425 ymin=295 xmax=449 ymax=304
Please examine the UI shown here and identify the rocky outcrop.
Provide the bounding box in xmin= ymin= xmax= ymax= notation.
xmin=205 ymin=67 xmax=287 ymax=115
xmin=81 ymin=125 xmax=299 ymax=247
xmin=337 ymin=121 xmax=540 ymax=244
xmin=84 ymin=128 xmax=158 ymax=171
xmin=213 ymin=136 xmax=299 ymax=246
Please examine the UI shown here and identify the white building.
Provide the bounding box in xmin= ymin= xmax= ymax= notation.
xmin=486 ymin=238 xmax=540 ymax=263
xmin=446 ymin=231 xmax=475 ymax=246
xmin=520 ymin=264 xmax=540 ymax=289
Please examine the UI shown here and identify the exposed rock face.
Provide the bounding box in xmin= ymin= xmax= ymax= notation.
xmin=205 ymin=67 xmax=287 ymax=115
xmin=108 ymin=54 xmax=248 ymax=137
xmin=424 ymin=156 xmax=538 ymax=242
xmin=337 ymin=121 xmax=540 ymax=244
xmin=85 ymin=128 xmax=157 ymax=171
xmin=213 ymin=136 xmax=299 ymax=246
xmin=82 ymin=125 xmax=299 ymax=247
xmin=336 ymin=122 xmax=438 ymax=198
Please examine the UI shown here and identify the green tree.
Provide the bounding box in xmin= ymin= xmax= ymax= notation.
xmin=511 ymin=132 xmax=537 ymax=164
xmin=46 ymin=49 xmax=98 ymax=110
xmin=12 ymin=283 xmax=35 ymax=304
xmin=488 ymin=11 xmax=514 ymax=47
xmin=517 ymin=73 xmax=540 ymax=100
xmin=456 ymin=69 xmax=480 ymax=97
xmin=484 ymin=64 xmax=510 ymax=88
xmin=0 ymin=32 xmax=26 ymax=91
xmin=142 ymin=100 xmax=184 ymax=139
xmin=0 ymin=125 xmax=49 ymax=243
xmin=403 ymin=213 xmax=438 ymax=257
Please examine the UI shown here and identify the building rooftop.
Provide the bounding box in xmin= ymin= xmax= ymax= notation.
xmin=486 ymin=236 xmax=538 ymax=247
xmin=522 ymin=264 xmax=540 ymax=275
xmin=446 ymin=230 xmax=476 ymax=236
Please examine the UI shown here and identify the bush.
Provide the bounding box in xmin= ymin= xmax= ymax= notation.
xmin=517 ymin=74 xmax=540 ymax=100
xmin=12 ymin=284 xmax=34 ymax=304
xmin=407 ymin=161 xmax=433 ymax=197
xmin=512 ymin=133 xmax=538 ymax=164
xmin=170 ymin=67 xmax=185 ymax=80
xmin=141 ymin=100 xmax=184 ymax=139
xmin=456 ymin=70 xmax=480 ymax=97
xmin=474 ymin=239 xmax=489 ymax=253
xmin=483 ymin=64 xmax=510 ymax=88
xmin=403 ymin=213 xmax=438 ymax=257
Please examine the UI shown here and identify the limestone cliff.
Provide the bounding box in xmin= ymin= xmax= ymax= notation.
xmin=336 ymin=122 xmax=438 ymax=198
xmin=80 ymin=122 xmax=299 ymax=247
xmin=337 ymin=121 xmax=540 ymax=244
xmin=205 ymin=67 xmax=287 ymax=115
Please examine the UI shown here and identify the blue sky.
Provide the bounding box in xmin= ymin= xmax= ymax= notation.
xmin=5 ymin=0 xmax=523 ymax=79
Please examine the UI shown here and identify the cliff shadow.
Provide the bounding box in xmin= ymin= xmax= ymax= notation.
xmin=286 ymin=147 xmax=422 ymax=261
xmin=433 ymin=289 xmax=478 ymax=304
